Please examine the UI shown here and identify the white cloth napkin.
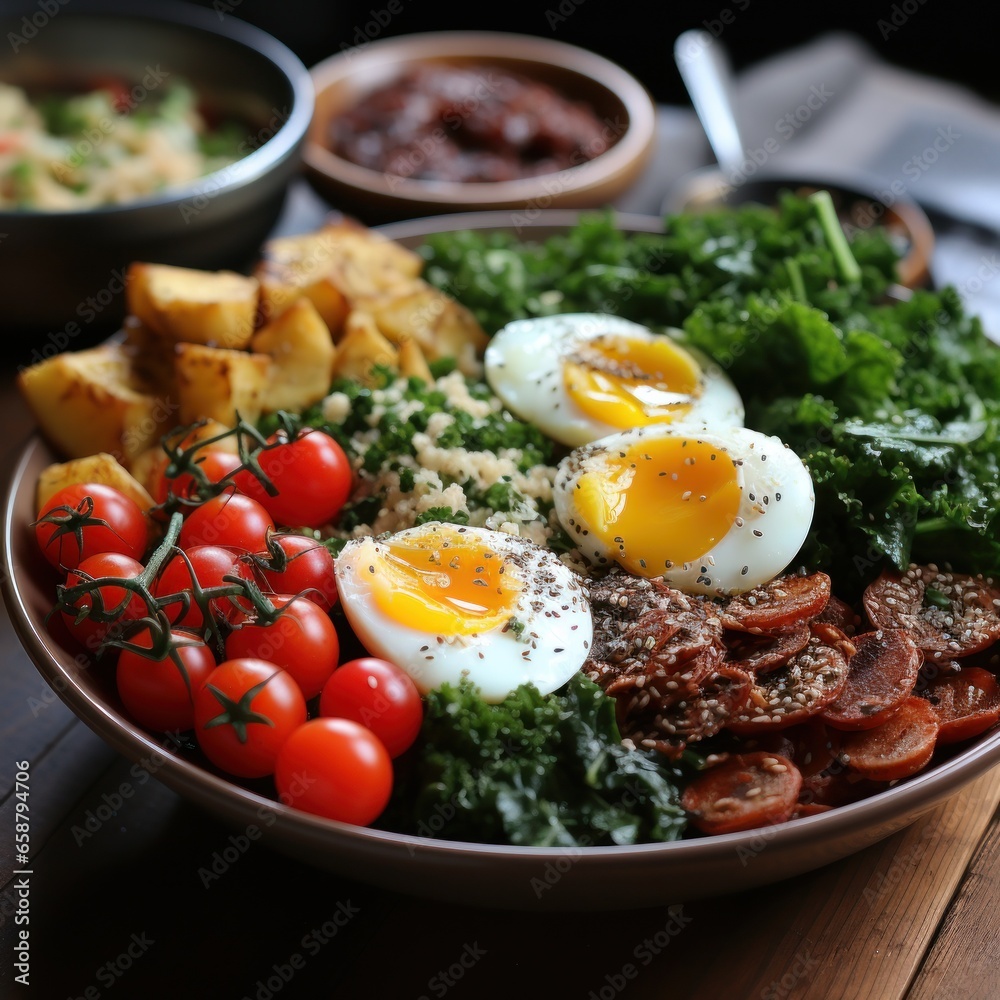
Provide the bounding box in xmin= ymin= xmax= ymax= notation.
xmin=734 ymin=33 xmax=1000 ymax=233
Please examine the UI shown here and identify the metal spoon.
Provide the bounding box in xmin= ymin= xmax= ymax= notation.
xmin=668 ymin=29 xmax=935 ymax=288
xmin=673 ymin=29 xmax=745 ymax=185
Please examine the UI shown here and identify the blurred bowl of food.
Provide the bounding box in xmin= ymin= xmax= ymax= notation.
xmin=304 ymin=31 xmax=657 ymax=221
xmin=0 ymin=0 xmax=313 ymax=339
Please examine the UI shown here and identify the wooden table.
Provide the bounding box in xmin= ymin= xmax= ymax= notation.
xmin=3 ymin=184 xmax=1000 ymax=1000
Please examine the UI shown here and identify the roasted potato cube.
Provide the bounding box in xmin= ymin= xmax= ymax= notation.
xmin=324 ymin=223 xmax=423 ymax=301
xmin=36 ymin=453 xmax=156 ymax=514
xmin=255 ymin=221 xmax=422 ymax=330
xmin=397 ymin=337 xmax=434 ymax=383
xmin=331 ymin=315 xmax=398 ymax=386
xmin=174 ymin=344 xmax=270 ymax=427
xmin=17 ymin=343 xmax=172 ymax=464
xmin=254 ymin=230 xmax=351 ymax=331
xmin=129 ymin=446 xmax=169 ymax=501
xmin=127 ymin=262 xmax=259 ymax=349
xmin=365 ymin=281 xmax=488 ymax=375
xmin=121 ymin=316 xmax=177 ymax=397
xmin=251 ymin=298 xmax=337 ymax=413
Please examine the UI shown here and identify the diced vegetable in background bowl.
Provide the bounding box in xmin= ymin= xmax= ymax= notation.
xmin=0 ymin=2 xmax=312 ymax=337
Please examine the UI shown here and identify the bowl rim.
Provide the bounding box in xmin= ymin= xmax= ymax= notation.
xmin=3 ymin=209 xmax=1000 ymax=879
xmin=304 ymin=30 xmax=657 ymax=205
xmin=0 ymin=0 xmax=314 ymax=219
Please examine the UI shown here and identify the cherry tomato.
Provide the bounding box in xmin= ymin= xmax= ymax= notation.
xmin=155 ymin=449 xmax=241 ymax=506
xmin=62 ymin=552 xmax=146 ymax=652
xmin=226 ymin=595 xmax=340 ymax=700
xmin=320 ymin=657 xmax=423 ymax=757
xmin=178 ymin=492 xmax=275 ymax=552
xmin=154 ymin=545 xmax=254 ymax=629
xmin=117 ymin=627 xmax=216 ymax=732
xmin=256 ymin=534 xmax=338 ymax=612
xmin=274 ymin=718 xmax=393 ymax=825
xmin=35 ymin=483 xmax=147 ymax=571
xmin=193 ymin=658 xmax=306 ymax=778
xmin=236 ymin=429 xmax=352 ymax=529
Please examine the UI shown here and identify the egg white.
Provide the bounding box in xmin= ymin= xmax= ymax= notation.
xmin=334 ymin=523 xmax=593 ymax=703
xmin=553 ymin=425 xmax=815 ymax=596
xmin=484 ymin=313 xmax=744 ymax=447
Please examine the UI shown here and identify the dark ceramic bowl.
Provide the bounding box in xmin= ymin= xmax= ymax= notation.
xmin=304 ymin=32 xmax=657 ymax=221
xmin=0 ymin=1 xmax=313 ymax=338
xmin=4 ymin=211 xmax=999 ymax=911
xmin=663 ymin=168 xmax=936 ymax=289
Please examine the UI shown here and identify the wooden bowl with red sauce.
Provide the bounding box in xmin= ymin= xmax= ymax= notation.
xmin=304 ymin=32 xmax=657 ymax=221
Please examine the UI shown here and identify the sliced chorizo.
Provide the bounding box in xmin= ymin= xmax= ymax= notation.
xmin=864 ymin=565 xmax=1000 ymax=661
xmin=822 ymin=629 xmax=922 ymax=731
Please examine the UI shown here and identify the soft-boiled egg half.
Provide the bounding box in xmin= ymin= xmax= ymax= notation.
xmin=335 ymin=522 xmax=593 ymax=703
xmin=485 ymin=313 xmax=744 ymax=447
xmin=553 ymin=425 xmax=815 ymax=596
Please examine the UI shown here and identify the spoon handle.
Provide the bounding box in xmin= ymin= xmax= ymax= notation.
xmin=674 ymin=29 xmax=744 ymax=175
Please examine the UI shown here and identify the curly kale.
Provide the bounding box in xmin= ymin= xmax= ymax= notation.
xmin=381 ymin=673 xmax=689 ymax=847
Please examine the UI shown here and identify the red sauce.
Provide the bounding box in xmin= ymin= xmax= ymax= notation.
xmin=329 ymin=64 xmax=614 ymax=183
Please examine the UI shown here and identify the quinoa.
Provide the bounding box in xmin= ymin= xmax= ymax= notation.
xmin=304 ymin=367 xmax=564 ymax=552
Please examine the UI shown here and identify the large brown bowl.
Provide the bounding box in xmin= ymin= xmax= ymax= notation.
xmin=4 ymin=211 xmax=1000 ymax=911
xmin=304 ymin=32 xmax=657 ymax=221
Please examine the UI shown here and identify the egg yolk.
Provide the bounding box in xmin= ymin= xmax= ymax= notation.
xmin=573 ymin=436 xmax=742 ymax=574
xmin=563 ymin=334 xmax=702 ymax=429
xmin=369 ymin=527 xmax=524 ymax=636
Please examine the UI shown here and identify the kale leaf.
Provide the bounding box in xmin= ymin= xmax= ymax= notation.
xmin=422 ymin=196 xmax=1000 ymax=589
xmin=380 ymin=673 xmax=689 ymax=847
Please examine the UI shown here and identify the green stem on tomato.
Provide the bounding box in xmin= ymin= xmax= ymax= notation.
xmin=137 ymin=511 xmax=183 ymax=589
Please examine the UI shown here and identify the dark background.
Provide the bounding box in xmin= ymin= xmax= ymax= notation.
xmin=185 ymin=0 xmax=1000 ymax=106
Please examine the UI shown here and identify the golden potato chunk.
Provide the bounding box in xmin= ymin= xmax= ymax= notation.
xmin=254 ymin=221 xmax=422 ymax=331
xmin=127 ymin=262 xmax=259 ymax=349
xmin=397 ymin=337 xmax=434 ymax=383
xmin=18 ymin=343 xmax=173 ymax=465
xmin=174 ymin=344 xmax=270 ymax=427
xmin=121 ymin=317 xmax=177 ymax=397
xmin=331 ymin=316 xmax=398 ymax=387
xmin=251 ymin=298 xmax=337 ymax=413
xmin=255 ymin=230 xmax=351 ymax=331
xmin=36 ymin=453 xmax=156 ymax=514
xmin=365 ymin=281 xmax=488 ymax=375
xmin=324 ymin=223 xmax=423 ymax=300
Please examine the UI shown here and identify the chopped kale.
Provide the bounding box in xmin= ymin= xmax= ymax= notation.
xmin=423 ymin=196 xmax=1000 ymax=590
xmin=381 ymin=674 xmax=689 ymax=847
